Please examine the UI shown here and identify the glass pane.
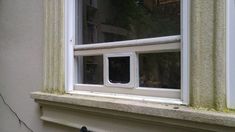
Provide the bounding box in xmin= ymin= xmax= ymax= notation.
xmin=81 ymin=0 xmax=180 ymax=44
xmin=78 ymin=56 xmax=103 ymax=84
xmin=108 ymin=57 xmax=130 ymax=84
xmin=139 ymin=52 xmax=180 ymax=89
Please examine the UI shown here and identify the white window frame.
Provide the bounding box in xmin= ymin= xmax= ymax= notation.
xmin=227 ymin=0 xmax=235 ymax=109
xmin=65 ymin=0 xmax=190 ymax=105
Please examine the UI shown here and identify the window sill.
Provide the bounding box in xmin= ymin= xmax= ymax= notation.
xmin=31 ymin=92 xmax=235 ymax=131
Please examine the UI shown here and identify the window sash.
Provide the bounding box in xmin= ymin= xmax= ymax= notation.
xmin=65 ymin=0 xmax=190 ymax=104
xmin=73 ymin=36 xmax=181 ymax=99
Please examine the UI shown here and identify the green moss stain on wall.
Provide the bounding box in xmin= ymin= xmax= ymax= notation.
xmin=42 ymin=88 xmax=65 ymax=95
xmin=190 ymin=0 xmax=226 ymax=111
xmin=42 ymin=0 xmax=65 ymax=94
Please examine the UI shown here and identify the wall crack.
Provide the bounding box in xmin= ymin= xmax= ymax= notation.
xmin=0 ymin=93 xmax=34 ymax=132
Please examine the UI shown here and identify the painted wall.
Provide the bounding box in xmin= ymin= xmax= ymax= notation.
xmin=0 ymin=0 xmax=77 ymax=131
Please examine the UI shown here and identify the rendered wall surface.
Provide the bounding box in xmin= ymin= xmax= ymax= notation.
xmin=190 ymin=0 xmax=226 ymax=110
xmin=0 ymin=0 xmax=76 ymax=131
xmin=42 ymin=0 xmax=65 ymax=94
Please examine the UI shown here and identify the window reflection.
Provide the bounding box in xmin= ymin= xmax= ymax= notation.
xmin=139 ymin=52 xmax=180 ymax=89
xmin=82 ymin=0 xmax=180 ymax=44
xmin=77 ymin=0 xmax=181 ymax=88
xmin=82 ymin=56 xmax=103 ymax=84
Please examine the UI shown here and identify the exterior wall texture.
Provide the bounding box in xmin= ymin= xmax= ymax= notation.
xmin=42 ymin=0 xmax=65 ymax=94
xmin=190 ymin=0 xmax=226 ymax=110
xmin=0 ymin=0 xmax=76 ymax=131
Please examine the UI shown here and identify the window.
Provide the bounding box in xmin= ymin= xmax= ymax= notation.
xmin=227 ymin=0 xmax=235 ymax=109
xmin=65 ymin=0 xmax=189 ymax=104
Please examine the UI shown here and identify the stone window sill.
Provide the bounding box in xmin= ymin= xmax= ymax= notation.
xmin=31 ymin=92 xmax=235 ymax=131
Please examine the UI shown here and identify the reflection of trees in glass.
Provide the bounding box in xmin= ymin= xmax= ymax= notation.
xmin=109 ymin=0 xmax=180 ymax=39
xmin=83 ymin=0 xmax=180 ymax=43
xmin=83 ymin=56 xmax=103 ymax=84
xmin=139 ymin=52 xmax=180 ymax=89
xmin=82 ymin=1 xmax=181 ymax=88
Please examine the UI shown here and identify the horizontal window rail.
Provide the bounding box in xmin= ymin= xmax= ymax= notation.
xmin=74 ymin=35 xmax=180 ymax=50
xmin=74 ymin=35 xmax=181 ymax=56
xmin=74 ymin=84 xmax=181 ymax=99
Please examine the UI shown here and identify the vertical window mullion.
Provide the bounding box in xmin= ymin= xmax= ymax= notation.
xmin=181 ymin=0 xmax=190 ymax=105
xmin=65 ymin=0 xmax=76 ymax=92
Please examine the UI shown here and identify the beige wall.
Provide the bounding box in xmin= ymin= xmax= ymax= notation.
xmin=0 ymin=0 xmax=76 ymax=131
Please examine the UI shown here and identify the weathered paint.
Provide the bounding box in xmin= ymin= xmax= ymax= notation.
xmin=43 ymin=0 xmax=65 ymax=94
xmin=214 ymin=0 xmax=226 ymax=111
xmin=190 ymin=0 xmax=226 ymax=111
xmin=31 ymin=92 xmax=235 ymax=131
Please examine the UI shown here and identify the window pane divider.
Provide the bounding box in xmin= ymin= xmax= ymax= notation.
xmin=74 ymin=35 xmax=180 ymax=51
xmin=74 ymin=36 xmax=180 ymax=56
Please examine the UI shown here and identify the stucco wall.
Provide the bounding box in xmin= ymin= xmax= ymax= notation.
xmin=0 ymin=0 xmax=77 ymax=131
xmin=190 ymin=0 xmax=226 ymax=110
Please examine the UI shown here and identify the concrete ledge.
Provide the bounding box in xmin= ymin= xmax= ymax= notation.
xmin=31 ymin=92 xmax=235 ymax=131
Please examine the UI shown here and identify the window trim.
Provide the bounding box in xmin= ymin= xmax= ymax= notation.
xmin=181 ymin=0 xmax=190 ymax=105
xmin=65 ymin=0 xmax=190 ymax=104
xmin=227 ymin=0 xmax=235 ymax=109
xmin=65 ymin=0 xmax=75 ymax=92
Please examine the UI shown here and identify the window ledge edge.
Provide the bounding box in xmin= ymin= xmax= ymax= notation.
xmin=31 ymin=91 xmax=235 ymax=130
